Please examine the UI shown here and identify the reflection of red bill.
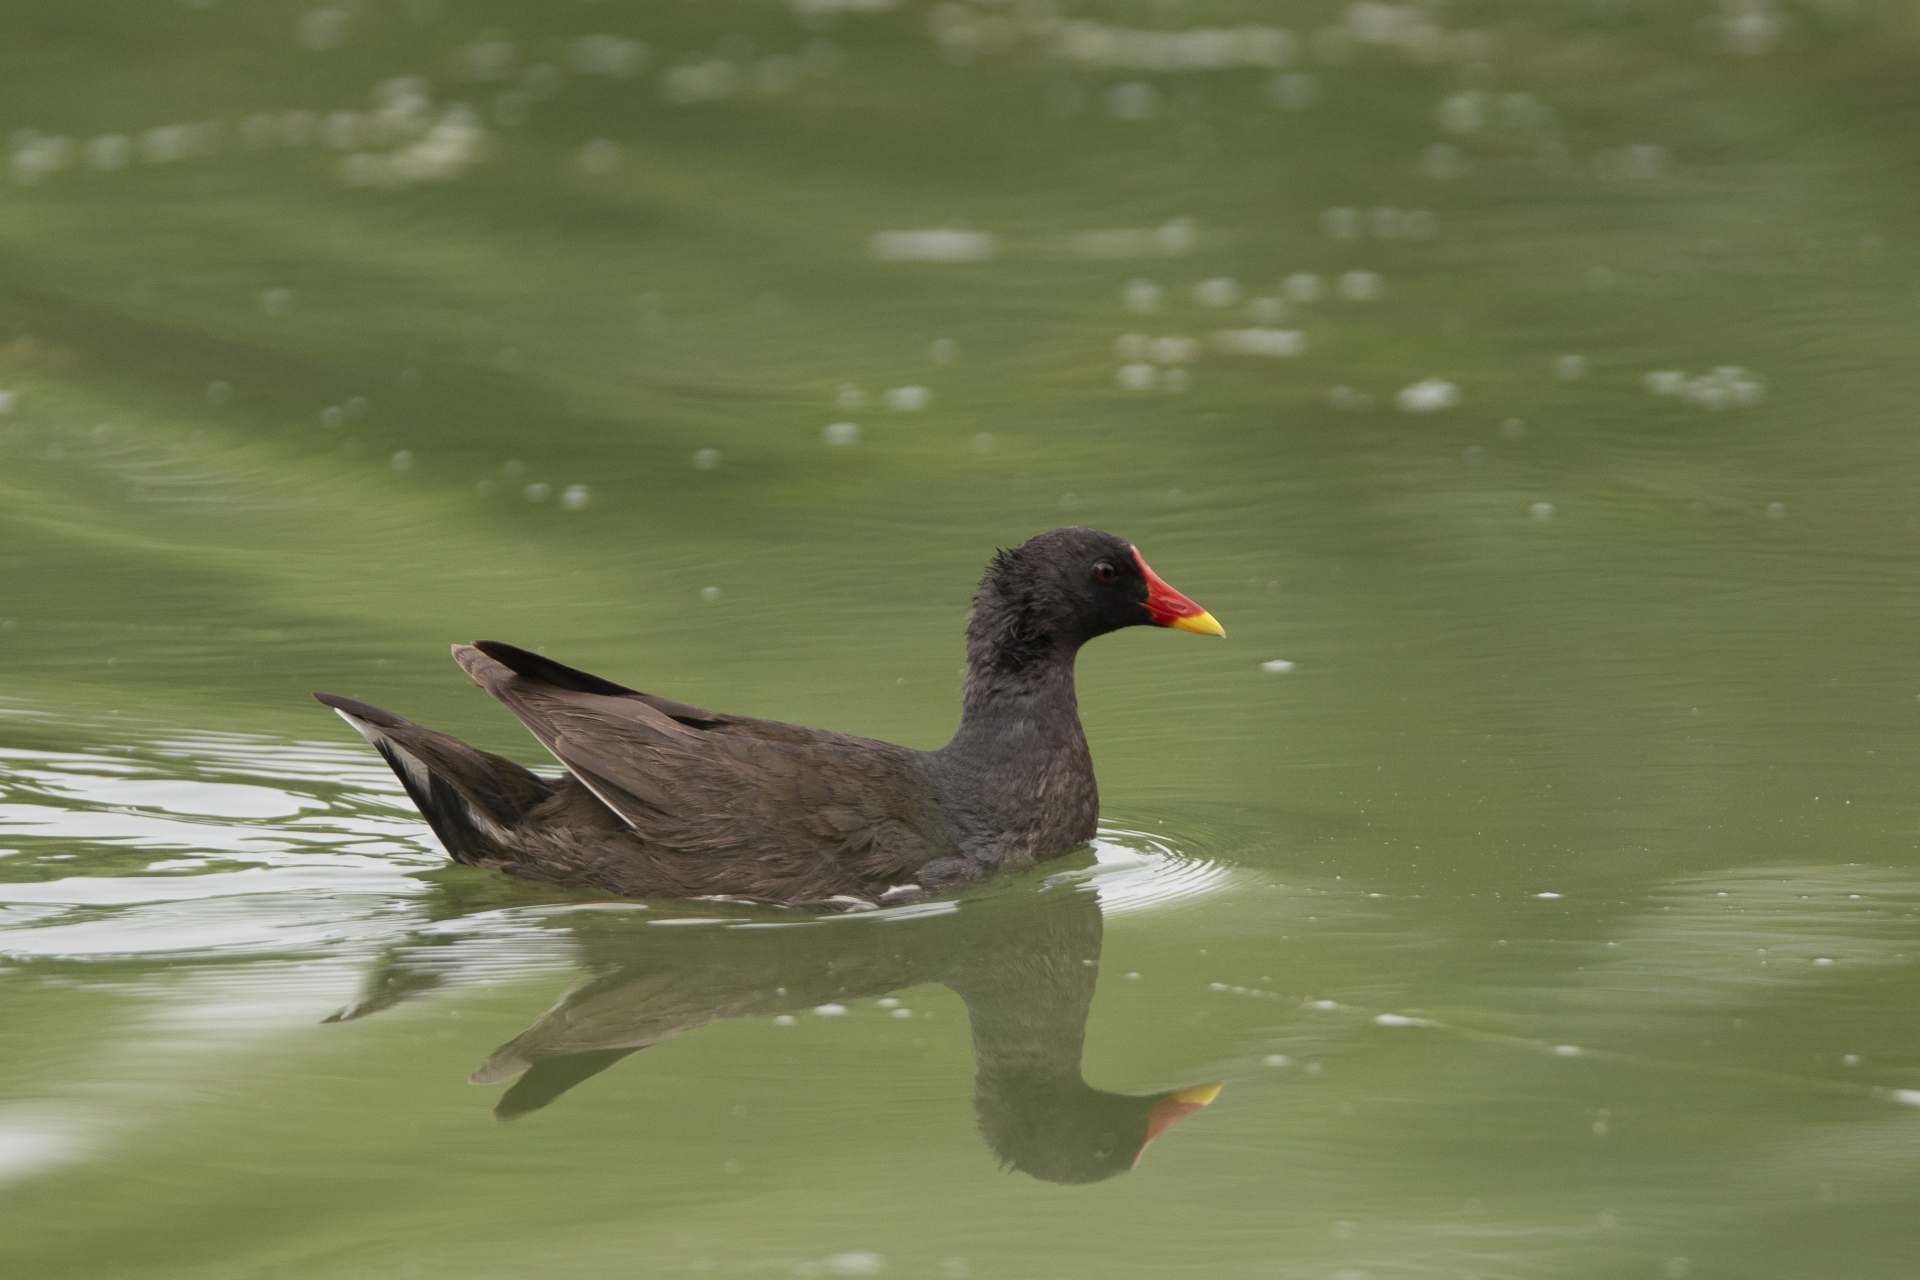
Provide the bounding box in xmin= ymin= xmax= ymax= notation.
xmin=1134 ymin=1082 xmax=1223 ymax=1168
xmin=1134 ymin=547 xmax=1225 ymax=637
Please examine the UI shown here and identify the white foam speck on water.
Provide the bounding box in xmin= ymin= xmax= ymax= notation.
xmin=1536 ymin=891 xmax=1562 ymax=899
xmin=1214 ymin=329 xmax=1305 ymax=357
xmin=1262 ymin=660 xmax=1295 ymax=672
xmin=1556 ymin=354 xmax=1588 ymax=379
xmin=890 ymin=1007 xmax=913 ymax=1018
xmin=390 ymin=450 xmax=413 ymax=472
xmin=868 ymin=229 xmax=996 ymax=262
xmin=1117 ymin=363 xmax=1157 ymax=391
xmin=882 ymin=386 xmax=931 ymax=410
xmin=773 ymin=1014 xmax=795 ymax=1026
xmin=701 ymin=587 xmax=721 ymax=601
xmin=823 ymin=1253 xmax=885 ymax=1277
xmin=1531 ymin=502 xmax=1556 ymax=520
xmin=876 ymin=997 xmax=899 ymax=1008
xmin=1263 ymin=1054 xmax=1290 ymax=1067
xmin=1338 ymin=271 xmax=1383 ymax=300
xmin=814 ymin=1003 xmax=848 ymax=1017
xmin=1554 ymin=1045 xmax=1582 ymax=1057
xmin=1192 ymin=277 xmax=1239 ymax=307
xmin=823 ymin=422 xmax=861 ymax=445
xmin=1396 ymin=378 xmax=1458 ymax=412
xmin=523 ymin=482 xmax=549 ymax=501
xmin=1375 ymin=1013 xmax=1440 ymax=1028
xmin=1122 ymin=279 xmax=1163 ymax=312
xmin=694 ymin=449 xmax=720 ymax=470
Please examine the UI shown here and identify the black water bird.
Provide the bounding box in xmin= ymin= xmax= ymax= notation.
xmin=314 ymin=527 xmax=1222 ymax=907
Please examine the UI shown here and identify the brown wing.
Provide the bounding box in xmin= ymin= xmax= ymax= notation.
xmin=452 ymin=644 xmax=955 ymax=886
xmin=467 ymin=639 xmax=842 ymax=745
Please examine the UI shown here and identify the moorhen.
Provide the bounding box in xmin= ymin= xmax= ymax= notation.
xmin=314 ymin=526 xmax=1222 ymax=908
xmin=331 ymin=873 xmax=1222 ymax=1182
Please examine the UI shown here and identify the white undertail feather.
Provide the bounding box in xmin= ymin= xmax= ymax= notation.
xmin=330 ymin=706 xmax=511 ymax=842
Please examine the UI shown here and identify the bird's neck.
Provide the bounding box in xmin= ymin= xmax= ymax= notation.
xmin=947 ymin=641 xmax=1087 ymax=759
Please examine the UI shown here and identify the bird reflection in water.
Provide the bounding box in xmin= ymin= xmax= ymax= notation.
xmin=333 ymin=877 xmax=1219 ymax=1184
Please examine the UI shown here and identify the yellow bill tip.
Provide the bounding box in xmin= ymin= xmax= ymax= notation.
xmin=1170 ymin=610 xmax=1226 ymax=638
xmin=1169 ymin=1082 xmax=1223 ymax=1107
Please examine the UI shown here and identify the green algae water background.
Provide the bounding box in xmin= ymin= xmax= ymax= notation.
xmin=5 ymin=1 xmax=1920 ymax=1276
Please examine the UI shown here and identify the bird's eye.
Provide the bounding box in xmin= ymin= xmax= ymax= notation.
xmin=1093 ymin=561 xmax=1116 ymax=583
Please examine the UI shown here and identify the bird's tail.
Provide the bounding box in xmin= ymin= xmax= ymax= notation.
xmin=313 ymin=692 xmax=555 ymax=867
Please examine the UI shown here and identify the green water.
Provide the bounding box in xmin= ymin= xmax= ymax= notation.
xmin=5 ymin=1 xmax=1920 ymax=1275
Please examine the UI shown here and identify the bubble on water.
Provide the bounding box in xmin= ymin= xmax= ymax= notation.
xmin=1501 ymin=418 xmax=1527 ymax=439
xmin=1338 ymin=271 xmax=1383 ymax=301
xmin=1842 ymin=1054 xmax=1862 ymax=1066
xmin=773 ymin=1014 xmax=795 ymax=1026
xmin=1439 ymin=90 xmax=1487 ymax=134
xmin=298 ymin=8 xmax=350 ymax=51
xmin=390 ymin=449 xmax=414 ymax=472
xmin=1766 ymin=502 xmax=1785 ymax=520
xmin=883 ymin=386 xmax=931 ymax=410
xmin=876 ymin=998 xmax=899 ymax=1008
xmin=1149 ymin=335 xmax=1200 ymax=364
xmin=823 ymin=422 xmax=861 ymax=445
xmin=320 ymin=112 xmax=361 ymax=150
xmin=1679 ymin=366 xmax=1765 ymax=408
xmin=1246 ymin=297 xmax=1288 ymax=324
xmin=1262 ymin=1053 xmax=1291 ymax=1067
xmin=823 ymin=1253 xmax=884 ymax=1277
xmin=207 ymin=381 xmax=230 ymax=406
xmin=1420 ymin=143 xmax=1463 ymax=179
xmin=1123 ymin=279 xmax=1163 ymax=313
xmin=1396 ymin=379 xmax=1458 ymax=412
xmin=1282 ymin=273 xmax=1323 ymax=303
xmin=702 ymin=587 xmax=721 ymax=602
xmin=1553 ymin=354 xmax=1588 ymax=380
xmin=694 ymin=448 xmax=720 ymax=470
xmin=1644 ymin=370 xmax=1687 ymax=395
xmin=579 ymin=139 xmax=619 ymax=174
xmin=1261 ymin=660 xmax=1295 ymax=673
xmin=663 ymin=60 xmax=744 ymax=105
xmin=1329 ymin=386 xmax=1373 ymax=411
xmin=1215 ymin=329 xmax=1305 ymax=357
xmin=972 ymin=432 xmax=995 ymax=452
xmin=1321 ymin=207 xmax=1361 ymax=238
xmin=890 ymin=1007 xmax=913 ymax=1019
xmin=1814 ymin=956 xmax=1835 ymax=965
xmin=1193 ymin=277 xmax=1239 ymax=307
xmin=1106 ymin=82 xmax=1159 ymax=120
xmin=570 ymin=34 xmax=650 ymax=78
xmin=562 ymin=484 xmax=589 ymax=510
xmin=871 ymin=229 xmax=990 ymax=264
xmin=814 ymin=1003 xmax=847 ymax=1017
xmin=1531 ymin=502 xmax=1556 ymax=520
xmin=321 ymin=407 xmax=343 ymax=428
xmin=1160 ymin=368 xmax=1189 ymax=393
xmin=1267 ymin=72 xmax=1318 ymax=110
xmin=1552 ymin=1044 xmax=1581 ymax=1057
xmin=1117 ymin=364 xmax=1157 ymax=391
xmin=1536 ymin=891 xmax=1562 ymax=899
xmin=460 ymin=35 xmax=520 ymax=82
xmin=928 ymin=337 xmax=957 ymax=364
xmin=524 ymin=482 xmax=550 ymax=501
xmin=84 ymin=134 xmax=131 ymax=171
